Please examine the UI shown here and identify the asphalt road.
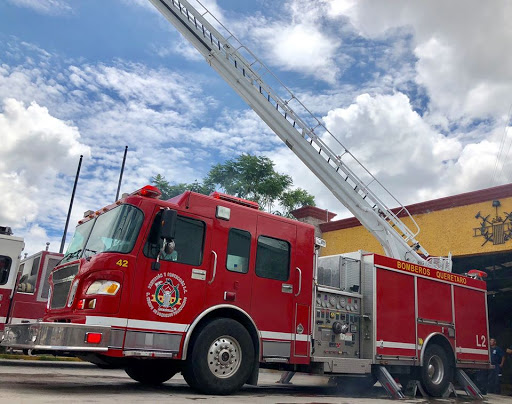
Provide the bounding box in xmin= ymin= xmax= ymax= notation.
xmin=0 ymin=359 xmax=510 ymax=404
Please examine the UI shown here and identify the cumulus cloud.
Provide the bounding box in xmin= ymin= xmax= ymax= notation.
xmin=0 ymin=98 xmax=90 ymax=231
xmin=327 ymin=0 xmax=512 ymax=122
xmin=269 ymin=92 xmax=507 ymax=218
xmin=7 ymin=0 xmax=72 ymax=15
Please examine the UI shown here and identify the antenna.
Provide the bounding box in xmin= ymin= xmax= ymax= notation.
xmin=116 ymin=146 xmax=128 ymax=201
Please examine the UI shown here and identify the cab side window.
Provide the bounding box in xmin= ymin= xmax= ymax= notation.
xmin=226 ymin=228 xmax=251 ymax=274
xmin=255 ymin=236 xmax=290 ymax=281
xmin=144 ymin=212 xmax=205 ymax=266
xmin=0 ymin=255 xmax=12 ymax=285
xmin=17 ymin=257 xmax=40 ymax=294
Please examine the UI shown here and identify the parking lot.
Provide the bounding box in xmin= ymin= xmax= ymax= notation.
xmin=0 ymin=359 xmax=510 ymax=403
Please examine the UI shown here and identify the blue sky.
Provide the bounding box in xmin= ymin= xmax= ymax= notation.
xmin=1 ymin=0 xmax=511 ymax=255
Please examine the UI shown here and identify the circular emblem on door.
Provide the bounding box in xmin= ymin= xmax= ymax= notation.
xmin=296 ymin=323 xmax=304 ymax=334
xmin=146 ymin=272 xmax=188 ymax=318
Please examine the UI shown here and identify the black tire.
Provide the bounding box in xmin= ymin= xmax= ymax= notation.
xmin=125 ymin=359 xmax=179 ymax=386
xmin=183 ymin=318 xmax=254 ymax=395
xmin=420 ymin=344 xmax=453 ymax=397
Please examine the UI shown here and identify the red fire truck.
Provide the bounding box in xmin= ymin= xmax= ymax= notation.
xmin=1 ymin=187 xmax=489 ymax=397
xmin=0 ymin=226 xmax=63 ymax=341
xmin=7 ymin=250 xmax=63 ymax=329
xmin=1 ymin=0 xmax=489 ymax=398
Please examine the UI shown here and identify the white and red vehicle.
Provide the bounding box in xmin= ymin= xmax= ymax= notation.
xmin=0 ymin=226 xmax=63 ymax=340
xmin=0 ymin=226 xmax=24 ymax=338
xmin=1 ymin=187 xmax=489 ymax=396
xmin=1 ymin=0 xmax=489 ymax=398
xmin=8 ymin=250 xmax=63 ymax=327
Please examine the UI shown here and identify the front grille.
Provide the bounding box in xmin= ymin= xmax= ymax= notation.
xmin=50 ymin=264 xmax=79 ymax=309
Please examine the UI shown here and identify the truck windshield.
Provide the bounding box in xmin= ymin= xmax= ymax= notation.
xmin=61 ymin=205 xmax=144 ymax=264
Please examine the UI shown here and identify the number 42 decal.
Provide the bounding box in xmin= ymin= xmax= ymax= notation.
xmin=116 ymin=259 xmax=128 ymax=268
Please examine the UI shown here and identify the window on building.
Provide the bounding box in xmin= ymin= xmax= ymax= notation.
xmin=255 ymin=236 xmax=290 ymax=281
xmin=0 ymin=255 xmax=12 ymax=285
xmin=226 ymin=228 xmax=251 ymax=273
xmin=144 ymin=212 xmax=205 ymax=266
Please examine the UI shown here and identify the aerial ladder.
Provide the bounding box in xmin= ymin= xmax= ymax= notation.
xmin=148 ymin=0 xmax=451 ymax=271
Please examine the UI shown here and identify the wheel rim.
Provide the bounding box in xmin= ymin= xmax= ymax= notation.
xmin=427 ymin=354 xmax=444 ymax=385
xmin=207 ymin=335 xmax=242 ymax=379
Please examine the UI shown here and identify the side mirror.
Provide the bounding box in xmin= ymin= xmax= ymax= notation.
xmin=152 ymin=209 xmax=177 ymax=271
xmin=160 ymin=209 xmax=177 ymax=240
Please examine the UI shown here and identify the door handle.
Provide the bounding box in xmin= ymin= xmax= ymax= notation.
xmin=208 ymin=250 xmax=217 ymax=285
xmin=295 ymin=267 xmax=302 ymax=297
xmin=282 ymin=284 xmax=293 ymax=293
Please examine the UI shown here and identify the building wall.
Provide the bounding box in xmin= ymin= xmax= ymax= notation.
xmin=321 ymin=194 xmax=512 ymax=258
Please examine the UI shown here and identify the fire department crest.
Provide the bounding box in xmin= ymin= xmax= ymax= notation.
xmin=146 ymin=272 xmax=187 ymax=318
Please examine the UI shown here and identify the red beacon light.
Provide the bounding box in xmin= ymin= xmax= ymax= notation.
xmin=210 ymin=192 xmax=259 ymax=209
xmin=135 ymin=185 xmax=162 ymax=199
xmin=467 ymin=269 xmax=488 ymax=281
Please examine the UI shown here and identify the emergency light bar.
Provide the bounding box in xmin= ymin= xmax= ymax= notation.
xmin=210 ymin=191 xmax=259 ymax=209
xmin=134 ymin=185 xmax=162 ymax=199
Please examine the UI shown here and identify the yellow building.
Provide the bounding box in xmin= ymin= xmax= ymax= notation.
xmin=293 ymin=183 xmax=512 ymax=355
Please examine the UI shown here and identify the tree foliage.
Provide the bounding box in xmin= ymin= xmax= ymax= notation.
xmin=204 ymin=154 xmax=292 ymax=212
xmin=151 ymin=174 xmax=213 ymax=200
xmin=152 ymin=154 xmax=315 ymax=216
xmin=279 ymin=188 xmax=316 ymax=218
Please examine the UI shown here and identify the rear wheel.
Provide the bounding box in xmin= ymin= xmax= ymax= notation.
xmin=183 ymin=318 xmax=254 ymax=395
xmin=420 ymin=344 xmax=453 ymax=397
xmin=125 ymin=360 xmax=180 ymax=386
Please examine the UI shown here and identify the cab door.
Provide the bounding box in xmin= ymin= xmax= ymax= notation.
xmin=127 ymin=207 xmax=212 ymax=356
xmin=249 ymin=215 xmax=298 ymax=362
xmin=205 ymin=205 xmax=258 ymax=313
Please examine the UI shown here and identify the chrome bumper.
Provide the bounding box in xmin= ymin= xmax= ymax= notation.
xmin=1 ymin=322 xmax=111 ymax=352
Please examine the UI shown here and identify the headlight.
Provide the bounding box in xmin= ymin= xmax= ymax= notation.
xmin=86 ymin=280 xmax=120 ymax=296
xmin=67 ymin=279 xmax=79 ymax=307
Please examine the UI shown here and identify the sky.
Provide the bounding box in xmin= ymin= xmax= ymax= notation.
xmin=1 ymin=0 xmax=512 ymax=256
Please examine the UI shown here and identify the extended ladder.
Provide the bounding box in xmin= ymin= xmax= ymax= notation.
xmin=148 ymin=0 xmax=451 ymax=271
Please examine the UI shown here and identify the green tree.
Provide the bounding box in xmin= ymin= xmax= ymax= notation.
xmin=152 ymin=154 xmax=316 ymax=214
xmin=151 ymin=174 xmax=213 ymax=200
xmin=279 ymin=188 xmax=316 ymax=218
xmin=204 ymin=154 xmax=292 ymax=212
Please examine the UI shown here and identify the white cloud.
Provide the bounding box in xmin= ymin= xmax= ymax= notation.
xmin=7 ymin=0 xmax=72 ymax=15
xmin=0 ymin=98 xmax=90 ymax=235
xmin=251 ymin=20 xmax=340 ymax=84
xmin=270 ymin=92 xmax=506 ymax=218
xmin=328 ymin=0 xmax=512 ymax=121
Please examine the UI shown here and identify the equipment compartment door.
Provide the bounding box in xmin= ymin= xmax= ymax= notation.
xmin=375 ymin=267 xmax=416 ymax=358
xmin=453 ymin=287 xmax=489 ymax=363
xmin=250 ymin=215 xmax=297 ymax=362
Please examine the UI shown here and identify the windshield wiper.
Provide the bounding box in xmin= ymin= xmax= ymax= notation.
xmin=83 ymin=248 xmax=98 ymax=258
xmin=63 ymin=249 xmax=83 ymax=261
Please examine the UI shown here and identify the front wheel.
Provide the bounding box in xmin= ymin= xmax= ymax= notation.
xmin=184 ymin=318 xmax=254 ymax=395
xmin=420 ymin=344 xmax=453 ymax=397
xmin=125 ymin=359 xmax=180 ymax=385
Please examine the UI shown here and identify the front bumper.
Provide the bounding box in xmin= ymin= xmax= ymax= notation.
xmin=1 ymin=322 xmax=111 ymax=352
